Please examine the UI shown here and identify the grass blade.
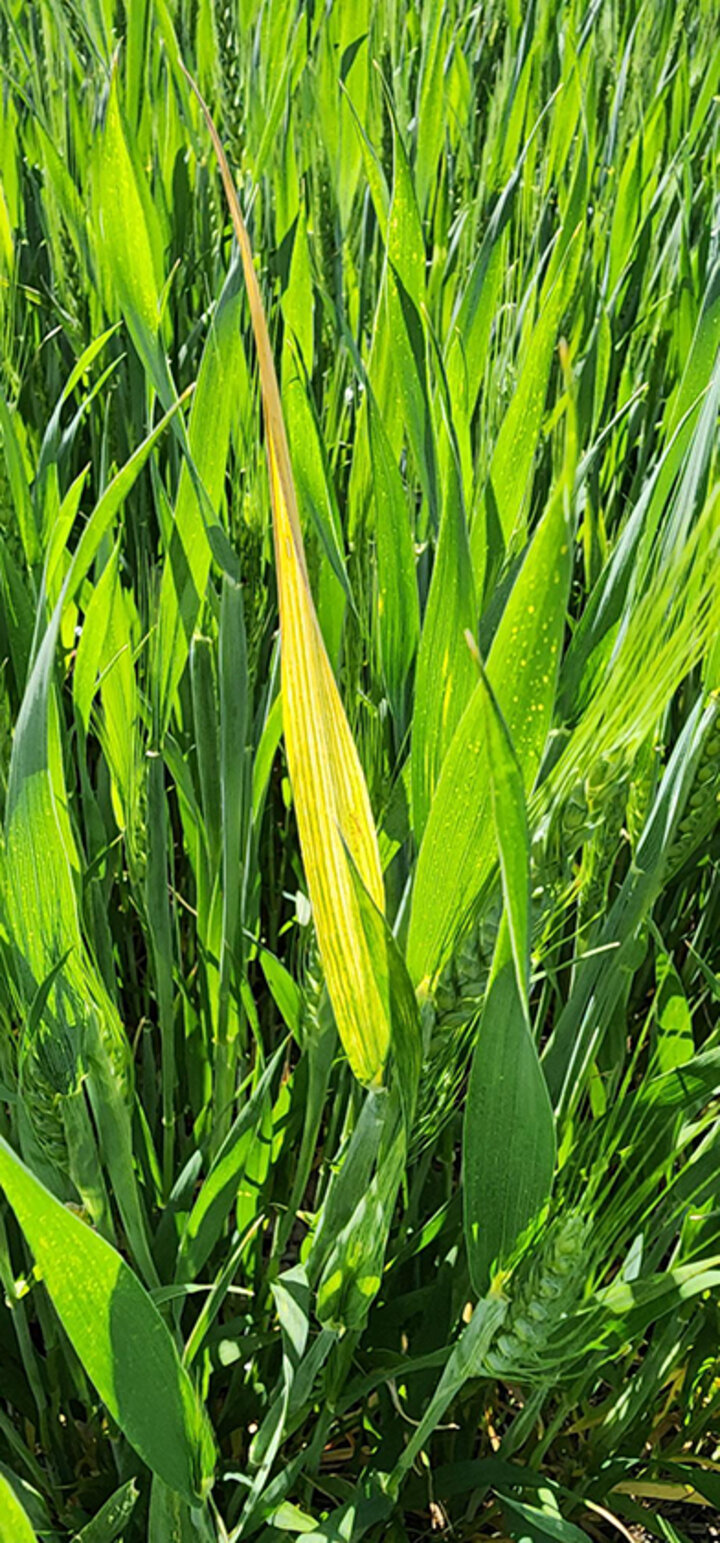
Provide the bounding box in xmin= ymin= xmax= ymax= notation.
xmin=188 ymin=70 xmax=390 ymax=1086
xmin=0 ymin=1471 xmax=38 ymax=1543
xmin=0 ymin=1137 xmax=215 ymax=1503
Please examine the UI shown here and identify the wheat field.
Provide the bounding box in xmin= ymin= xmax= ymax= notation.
xmin=0 ymin=2 xmax=719 ymax=1539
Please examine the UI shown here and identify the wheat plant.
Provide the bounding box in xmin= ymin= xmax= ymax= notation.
xmin=0 ymin=2 xmax=719 ymax=1540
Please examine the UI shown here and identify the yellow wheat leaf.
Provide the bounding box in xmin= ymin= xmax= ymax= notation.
xmin=189 ymin=74 xmax=388 ymax=1084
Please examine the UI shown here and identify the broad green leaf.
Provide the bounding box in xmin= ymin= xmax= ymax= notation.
xmin=284 ymin=362 xmax=349 ymax=608
xmin=73 ymin=1479 xmax=139 ymax=1542
xmin=248 ymin=19 xmax=305 ymax=185
xmin=282 ymin=212 xmax=314 ymax=386
xmin=0 ymin=1471 xmax=37 ymax=1543
xmin=124 ymin=0 xmax=150 ymax=132
xmin=0 ymin=1138 xmax=215 ymax=1503
xmin=346 ymin=286 xmax=403 ymax=545
xmin=607 ymin=129 xmax=641 ymax=299
xmin=408 ymin=471 xmax=573 ymax=992
xmin=414 ymin=2 xmax=447 ymax=212
xmin=555 ymin=492 xmax=720 ymax=793
xmin=445 ymin=92 xmax=551 ymax=432
xmin=74 ymin=546 xmax=139 ymax=842
xmin=496 ymin=26 xmax=536 ymax=186
xmin=45 ymin=468 xmax=90 ymax=606
xmin=260 ymin=950 xmax=302 ymax=1039
xmin=148 ymin=1480 xmax=217 ymax=1543
xmin=5 ymin=393 xmax=189 ymax=1277
xmin=0 ymin=390 xmax=37 ymax=566
xmin=0 ymin=180 xmax=13 ymax=275
xmin=193 ymin=75 xmax=389 ymax=1085
xmin=500 ymin=1493 xmax=589 ymax=1543
xmin=269 ymin=1501 xmax=319 ymax=1533
xmin=253 ymin=688 xmax=283 ymax=821
xmin=444 ymin=164 xmax=519 ymax=500
xmin=463 ymin=916 xmax=556 ymax=1294
xmin=274 ymin=1019 xmax=337 ymax=1263
xmin=653 ymin=953 xmax=693 ymax=1073
xmin=6 ymin=399 xmax=188 ymax=1109
xmin=0 ymin=532 xmax=35 ymax=697
xmin=262 ymin=1491 xmax=393 ymax=1543
xmin=343 ymin=81 xmax=389 ymax=242
xmin=411 ymin=442 xmax=476 ymax=843
xmin=306 ymin=1088 xmax=387 ymax=1287
xmin=637 ymin=258 xmax=720 ymax=565
xmin=461 ymin=666 xmax=553 ymax=1296
xmin=599 ymin=1257 xmax=720 ymax=1322
xmin=661 ymin=1461 xmax=720 ymax=1512
xmin=368 ymin=388 xmax=419 ymax=728
xmin=476 ymin=227 xmax=581 ymax=571
xmin=607 ymin=1494 xmax=691 ymax=1543
xmin=316 ymin=1110 xmax=404 ymax=1331
xmin=347 ymin=853 xmax=421 ymax=1135
xmin=334 ymin=7 xmax=369 ymax=228
xmin=95 ymin=66 xmax=171 ymax=406
xmin=310 ymin=302 xmax=416 ymax=716
xmin=474 ymin=656 xmax=531 ymax=999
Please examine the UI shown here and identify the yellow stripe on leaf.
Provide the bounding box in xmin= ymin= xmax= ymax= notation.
xmin=189 ymin=73 xmax=388 ymax=1085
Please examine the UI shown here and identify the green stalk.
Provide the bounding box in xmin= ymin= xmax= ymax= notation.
xmin=146 ymin=751 xmax=176 ymax=1200
xmin=211 ymin=576 xmax=249 ymax=1156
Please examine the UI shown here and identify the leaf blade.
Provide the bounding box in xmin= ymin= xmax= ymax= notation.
xmin=192 ymin=73 xmax=389 ymax=1085
xmin=0 ymin=1138 xmax=215 ymax=1503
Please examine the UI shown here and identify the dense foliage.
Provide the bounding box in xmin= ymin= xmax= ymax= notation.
xmin=1 ymin=1 xmax=720 ymax=1538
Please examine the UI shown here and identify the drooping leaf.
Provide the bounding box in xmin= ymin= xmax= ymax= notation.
xmin=0 ymin=1138 xmax=215 ymax=1503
